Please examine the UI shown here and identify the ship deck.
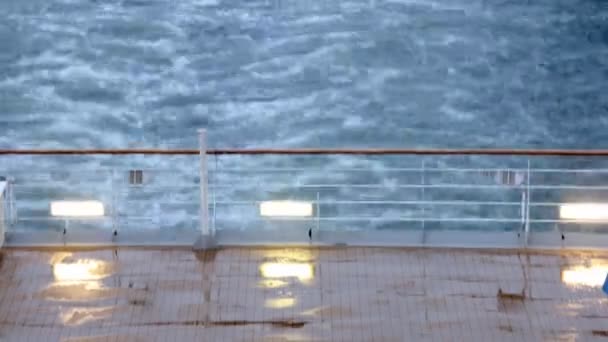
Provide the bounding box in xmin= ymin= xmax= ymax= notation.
xmin=0 ymin=246 xmax=607 ymax=341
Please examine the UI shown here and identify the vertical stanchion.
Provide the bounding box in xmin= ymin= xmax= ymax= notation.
xmin=0 ymin=181 xmax=5 ymax=245
xmin=421 ymin=160 xmax=426 ymax=245
xmin=3 ymin=180 xmax=10 ymax=226
xmin=3 ymin=180 xmax=8 ymax=226
xmin=111 ymin=169 xmax=117 ymax=237
xmin=8 ymin=178 xmax=16 ymax=225
xmin=199 ymin=129 xmax=210 ymax=237
xmin=213 ymin=154 xmax=217 ymax=235
xmin=525 ymin=160 xmax=531 ymax=247
xmin=316 ymin=192 xmax=320 ymax=232
xmin=520 ymin=191 xmax=526 ymax=239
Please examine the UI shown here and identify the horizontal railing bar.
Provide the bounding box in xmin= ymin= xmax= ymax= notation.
xmin=216 ymin=217 xmax=608 ymax=223
xmin=15 ymin=217 xmax=111 ymax=221
xmin=12 ymin=185 xmax=199 ymax=190
xmin=13 ymin=217 xmax=605 ymax=224
xmin=528 ymin=185 xmax=608 ymax=190
xmin=533 ymin=169 xmax=608 ymax=173
xmin=12 ymin=185 xmax=111 ymax=189
xmin=529 ymin=202 xmax=569 ymax=207
xmin=215 ymin=167 xmax=513 ymax=173
xmin=12 ymin=183 xmax=608 ymax=191
xmin=214 ymin=200 xmax=570 ymax=207
xmin=6 ymin=167 xmax=608 ymax=174
xmin=213 ymin=200 xmax=523 ymax=206
xmin=215 ymin=167 xmax=608 ymax=173
xmin=1 ymin=199 xmax=573 ymax=208
xmin=3 ymin=168 xmax=193 ymax=174
xmin=207 ymin=184 xmax=524 ymax=189
xmin=13 ymin=216 xmax=183 ymax=222
xmin=0 ymin=149 xmax=200 ymax=155
xmin=213 ymin=217 xmax=523 ymax=222
xmin=120 ymin=216 xmax=201 ymax=220
xmin=14 ymin=215 xmax=198 ymax=221
xmin=215 ymin=184 xmax=520 ymax=189
xmin=3 ymin=148 xmax=608 ymax=156
xmin=115 ymin=217 xmax=161 ymax=221
xmin=211 ymin=183 xmax=608 ymax=190
xmin=530 ymin=219 xmax=608 ymax=223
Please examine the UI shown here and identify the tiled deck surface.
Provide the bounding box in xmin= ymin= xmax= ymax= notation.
xmin=0 ymin=247 xmax=607 ymax=341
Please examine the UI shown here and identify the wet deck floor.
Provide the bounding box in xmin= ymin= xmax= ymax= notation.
xmin=0 ymin=247 xmax=607 ymax=341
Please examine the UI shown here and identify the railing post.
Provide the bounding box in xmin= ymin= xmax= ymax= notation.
xmin=421 ymin=160 xmax=426 ymax=245
xmin=8 ymin=178 xmax=16 ymax=225
xmin=0 ymin=181 xmax=6 ymax=246
xmin=525 ymin=160 xmax=531 ymax=246
xmin=316 ymin=192 xmax=320 ymax=233
xmin=111 ymin=169 xmax=117 ymax=237
xmin=3 ymin=179 xmax=10 ymax=225
xmin=520 ymin=190 xmax=526 ymax=238
xmin=199 ymin=129 xmax=210 ymax=237
xmin=212 ymin=154 xmax=217 ymax=235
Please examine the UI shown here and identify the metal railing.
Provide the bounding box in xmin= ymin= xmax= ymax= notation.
xmin=0 ymin=179 xmax=13 ymax=247
xmin=3 ymin=148 xmax=608 ymax=156
xmin=2 ymin=168 xmax=200 ymax=239
xmin=1 ymin=130 xmax=608 ymax=248
xmin=209 ymin=161 xmax=608 ymax=242
xmin=0 ymin=181 xmax=5 ymax=246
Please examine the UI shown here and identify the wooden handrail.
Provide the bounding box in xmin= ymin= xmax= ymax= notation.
xmin=1 ymin=148 xmax=608 ymax=156
xmin=0 ymin=149 xmax=200 ymax=155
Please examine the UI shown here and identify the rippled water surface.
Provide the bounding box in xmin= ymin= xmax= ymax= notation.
xmin=1 ymin=0 xmax=608 ymax=232
xmin=1 ymin=0 xmax=607 ymax=149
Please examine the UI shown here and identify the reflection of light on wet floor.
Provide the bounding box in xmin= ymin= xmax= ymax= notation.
xmin=258 ymin=279 xmax=289 ymax=289
xmin=265 ymin=332 xmax=314 ymax=342
xmin=553 ymin=332 xmax=579 ymax=342
xmin=53 ymin=259 xmax=111 ymax=282
xmin=49 ymin=254 xmax=112 ymax=295
xmin=47 ymin=253 xmax=116 ymax=326
xmin=299 ymin=306 xmax=351 ymax=317
xmin=260 ymin=249 xmax=314 ymax=262
xmin=260 ymin=263 xmax=314 ymax=282
xmin=60 ymin=306 xmax=115 ymax=326
xmin=562 ymin=263 xmax=608 ymax=287
xmin=265 ymin=297 xmax=296 ymax=309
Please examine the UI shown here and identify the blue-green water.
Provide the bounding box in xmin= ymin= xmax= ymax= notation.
xmin=1 ymin=0 xmax=607 ymax=149
xmin=1 ymin=0 xmax=608 ymax=233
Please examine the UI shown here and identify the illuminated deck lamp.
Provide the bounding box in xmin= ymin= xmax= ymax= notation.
xmin=260 ymin=200 xmax=315 ymax=239
xmin=560 ymin=203 xmax=608 ymax=221
xmin=50 ymin=201 xmax=105 ymax=235
xmin=260 ymin=201 xmax=313 ymax=217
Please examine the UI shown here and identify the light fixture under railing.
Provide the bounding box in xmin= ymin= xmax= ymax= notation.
xmin=50 ymin=201 xmax=105 ymax=217
xmin=559 ymin=203 xmax=608 ymax=221
xmin=260 ymin=200 xmax=313 ymax=217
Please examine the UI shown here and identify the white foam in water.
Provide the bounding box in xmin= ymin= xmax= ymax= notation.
xmin=2 ymin=0 xmax=608 ymax=233
xmin=342 ymin=116 xmax=365 ymax=129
